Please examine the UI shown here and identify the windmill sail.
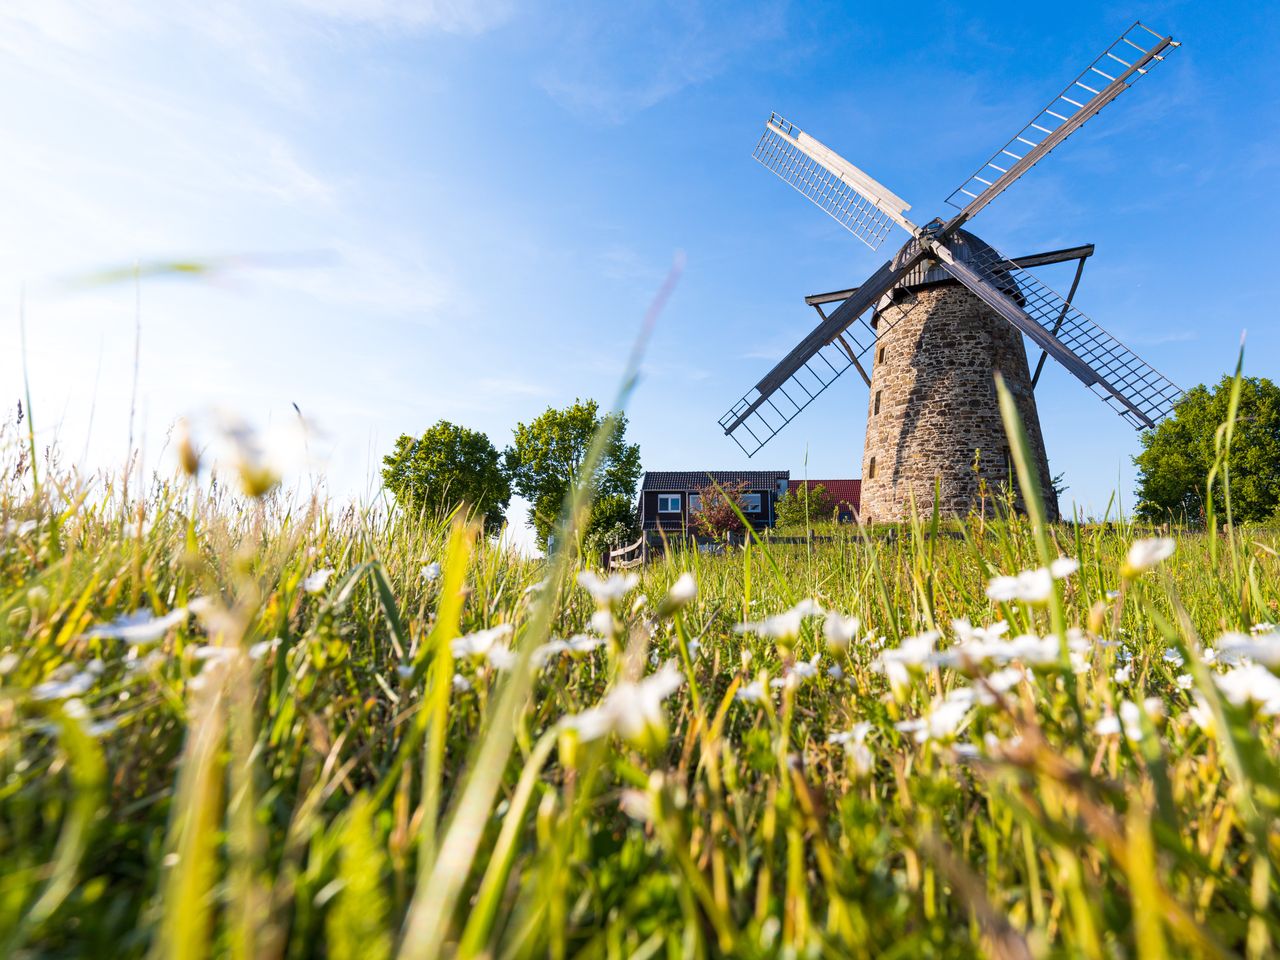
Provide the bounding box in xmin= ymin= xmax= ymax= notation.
xmin=944 ymin=22 xmax=1177 ymax=224
xmin=935 ymin=239 xmax=1181 ymax=429
xmin=753 ymin=114 xmax=914 ymax=251
xmin=720 ymin=256 xmax=924 ymax=455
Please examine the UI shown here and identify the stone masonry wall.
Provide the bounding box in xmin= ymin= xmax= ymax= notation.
xmin=858 ymin=283 xmax=1059 ymax=523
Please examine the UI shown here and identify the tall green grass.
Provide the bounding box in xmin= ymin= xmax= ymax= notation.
xmin=2 ymin=370 xmax=1279 ymax=958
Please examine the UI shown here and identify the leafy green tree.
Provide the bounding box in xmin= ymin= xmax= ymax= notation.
xmin=505 ymin=399 xmax=641 ymax=546
xmin=382 ymin=421 xmax=511 ymax=532
xmin=582 ymin=493 xmax=640 ymax=555
xmin=1134 ymin=375 xmax=1280 ymax=523
xmin=775 ymin=483 xmax=834 ymax=528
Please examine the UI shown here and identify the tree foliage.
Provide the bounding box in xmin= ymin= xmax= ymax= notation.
xmin=381 ymin=421 xmax=511 ymax=532
xmin=691 ymin=481 xmax=748 ymax=540
xmin=775 ymin=483 xmax=834 ymax=528
xmin=1134 ymin=375 xmax=1280 ymax=523
xmin=504 ymin=398 xmax=642 ymax=546
xmin=582 ymin=493 xmax=640 ymax=555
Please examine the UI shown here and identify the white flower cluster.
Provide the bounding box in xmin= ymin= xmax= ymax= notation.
xmin=82 ymin=607 xmax=192 ymax=646
xmin=985 ymin=557 xmax=1078 ymax=604
xmin=563 ymin=661 xmax=684 ymax=746
xmin=734 ymin=598 xmax=823 ymax=641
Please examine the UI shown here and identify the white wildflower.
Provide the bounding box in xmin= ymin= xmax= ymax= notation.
xmin=736 ymin=679 xmax=768 ymax=704
xmin=823 ymin=611 xmax=860 ymax=651
xmin=790 ymin=654 xmax=820 ymax=681
xmin=589 ymin=609 xmax=615 ymax=638
xmin=422 ymin=562 xmax=442 ymax=582
xmin=827 ymin=663 xmax=844 ymax=680
xmin=1188 ymin=694 xmax=1216 ymax=735
xmin=0 ymin=652 xmax=18 ymax=675
xmin=563 ymin=662 xmax=683 ymax=748
xmin=31 ymin=671 xmax=94 ymax=701
xmin=396 ymin=664 xmax=415 ymax=680
xmin=1215 ymin=664 xmax=1280 ymax=715
xmin=827 ymin=721 xmax=873 ymax=745
xmin=303 ymin=569 xmax=333 ymax=594
xmin=249 ymin=638 xmax=282 ymax=660
xmin=87 ymin=718 xmax=118 ymax=737
xmin=451 ymin=624 xmax=514 ymax=660
xmin=895 ymin=698 xmax=970 ymax=743
xmin=1163 ymin=649 xmax=1185 ymax=668
xmin=487 ymin=645 xmax=517 ymax=671
xmin=1218 ymin=631 xmax=1280 ymax=667
xmin=83 ymin=607 xmax=189 ymax=645
xmin=1096 ymin=700 xmax=1153 ymax=740
xmin=660 ymin=572 xmax=697 ymax=613
xmin=734 ymin=599 xmax=823 ymax=641
xmin=1050 ymin=557 xmax=1080 ymax=579
xmin=846 ymin=742 xmax=874 ymax=777
xmin=452 ymin=673 xmax=472 ymax=692
xmin=1114 ymin=665 xmax=1132 ymax=684
xmin=577 ymin=570 xmax=638 ymax=605
xmin=878 ymin=630 xmax=940 ymax=691
xmin=1202 ymin=646 xmax=1217 ymax=665
xmin=687 ymin=639 xmax=703 ymax=659
xmin=1094 ymin=714 xmax=1121 ymax=736
xmin=1124 ymin=537 xmax=1175 ymax=575
xmin=986 ymin=568 xmax=1053 ymax=604
xmin=619 ymin=789 xmax=654 ymax=822
xmin=1176 ymin=673 xmax=1194 ymax=690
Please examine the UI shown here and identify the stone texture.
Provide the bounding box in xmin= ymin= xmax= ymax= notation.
xmin=859 ymin=282 xmax=1059 ymax=522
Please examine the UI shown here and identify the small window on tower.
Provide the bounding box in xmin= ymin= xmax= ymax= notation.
xmin=873 ymin=391 xmax=882 ymax=415
xmin=877 ymin=346 xmax=886 ymax=364
xmin=868 ymin=457 xmax=877 ymax=479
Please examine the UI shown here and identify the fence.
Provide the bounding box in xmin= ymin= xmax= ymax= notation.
xmin=605 ymin=534 xmax=646 ymax=570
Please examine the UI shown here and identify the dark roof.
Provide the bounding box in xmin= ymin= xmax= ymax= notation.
xmin=641 ymin=470 xmax=789 ymax=493
xmin=788 ymin=479 xmax=861 ymax=511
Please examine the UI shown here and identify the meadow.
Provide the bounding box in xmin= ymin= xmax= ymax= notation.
xmin=2 ymin=380 xmax=1279 ymax=960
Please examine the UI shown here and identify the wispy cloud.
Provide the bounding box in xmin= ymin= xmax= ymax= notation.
xmin=537 ymin=0 xmax=785 ymax=124
xmin=285 ymin=0 xmax=516 ymax=34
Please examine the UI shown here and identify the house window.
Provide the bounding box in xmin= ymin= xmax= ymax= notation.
xmin=869 ymin=457 xmax=877 ymax=479
xmin=657 ymin=494 xmax=681 ymax=513
xmin=877 ymin=346 xmax=886 ymax=364
xmin=873 ymin=390 xmax=882 ymax=415
xmin=741 ymin=493 xmax=762 ymax=513
xmin=688 ymin=493 xmax=702 ymax=513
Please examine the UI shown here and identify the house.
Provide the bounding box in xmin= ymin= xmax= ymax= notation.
xmin=786 ymin=479 xmax=862 ymax=522
xmin=638 ymin=470 xmax=790 ymax=538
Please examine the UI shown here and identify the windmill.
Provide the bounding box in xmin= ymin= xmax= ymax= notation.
xmin=719 ymin=21 xmax=1182 ymax=522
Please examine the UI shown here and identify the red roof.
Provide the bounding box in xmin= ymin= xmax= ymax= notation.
xmin=787 ymin=479 xmax=861 ymax=515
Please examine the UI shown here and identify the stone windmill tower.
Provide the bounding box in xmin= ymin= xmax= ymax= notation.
xmin=720 ymin=22 xmax=1183 ymax=522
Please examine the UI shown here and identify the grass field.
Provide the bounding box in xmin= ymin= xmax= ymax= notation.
xmin=2 ymin=377 xmax=1279 ymax=960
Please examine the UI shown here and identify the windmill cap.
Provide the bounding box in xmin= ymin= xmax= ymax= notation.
xmin=890 ymin=228 xmax=1004 ymax=291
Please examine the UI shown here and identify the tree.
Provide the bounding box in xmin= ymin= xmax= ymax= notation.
xmin=691 ymin=481 xmax=748 ymax=540
xmin=382 ymin=421 xmax=511 ymax=532
xmin=582 ymin=493 xmax=640 ymax=555
xmin=1134 ymin=375 xmax=1280 ymax=523
xmin=775 ymin=483 xmax=834 ymax=528
xmin=504 ymin=399 xmax=642 ymax=547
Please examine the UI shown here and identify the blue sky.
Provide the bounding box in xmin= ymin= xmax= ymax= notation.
xmin=2 ymin=0 xmax=1276 ymax=547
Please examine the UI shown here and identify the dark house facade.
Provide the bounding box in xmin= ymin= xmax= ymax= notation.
xmin=786 ymin=479 xmax=862 ymax=522
xmin=638 ymin=470 xmax=790 ymax=538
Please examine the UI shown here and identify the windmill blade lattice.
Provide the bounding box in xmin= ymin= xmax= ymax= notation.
xmin=940 ymin=239 xmax=1181 ymax=429
xmin=753 ymin=114 xmax=914 ymax=251
xmin=719 ymin=268 xmax=922 ymax=456
xmin=944 ymin=22 xmax=1177 ymax=222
